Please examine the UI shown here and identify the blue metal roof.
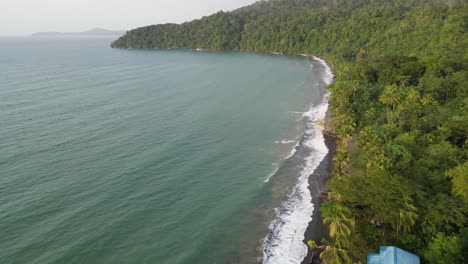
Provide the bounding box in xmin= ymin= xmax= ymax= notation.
xmin=367 ymin=246 xmax=420 ymax=264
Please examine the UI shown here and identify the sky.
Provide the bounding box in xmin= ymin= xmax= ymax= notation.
xmin=0 ymin=0 xmax=259 ymax=36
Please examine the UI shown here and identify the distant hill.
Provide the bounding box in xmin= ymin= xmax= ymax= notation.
xmin=33 ymin=27 xmax=126 ymax=37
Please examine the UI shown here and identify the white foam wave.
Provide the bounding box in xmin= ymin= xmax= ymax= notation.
xmin=262 ymin=57 xmax=334 ymax=264
xmin=296 ymin=80 xmax=306 ymax=88
xmin=312 ymin=56 xmax=334 ymax=85
xmin=264 ymin=165 xmax=280 ymax=183
xmin=274 ymin=139 xmax=296 ymax=144
xmin=285 ymin=141 xmax=300 ymax=160
xmin=289 ymin=111 xmax=306 ymax=121
xmin=289 ymin=111 xmax=304 ymax=115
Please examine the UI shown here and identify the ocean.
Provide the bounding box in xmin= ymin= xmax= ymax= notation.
xmin=0 ymin=37 xmax=332 ymax=264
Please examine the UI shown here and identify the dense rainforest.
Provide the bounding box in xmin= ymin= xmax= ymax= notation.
xmin=112 ymin=0 xmax=467 ymax=263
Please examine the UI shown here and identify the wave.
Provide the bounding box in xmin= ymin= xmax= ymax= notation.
xmin=262 ymin=57 xmax=333 ymax=264
xmin=285 ymin=141 xmax=300 ymax=160
xmin=296 ymin=80 xmax=306 ymax=88
xmin=274 ymin=139 xmax=296 ymax=144
xmin=312 ymin=57 xmax=334 ymax=85
xmin=264 ymin=165 xmax=280 ymax=183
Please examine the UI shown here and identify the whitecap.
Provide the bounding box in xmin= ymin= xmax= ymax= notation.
xmin=264 ymin=165 xmax=280 ymax=183
xmin=284 ymin=141 xmax=300 ymax=160
xmin=289 ymin=111 xmax=304 ymax=115
xmin=274 ymin=140 xmax=296 ymax=144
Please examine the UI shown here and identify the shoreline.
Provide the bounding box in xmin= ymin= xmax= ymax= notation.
xmin=114 ymin=45 xmax=336 ymax=264
xmin=301 ymin=130 xmax=336 ymax=264
xmin=118 ymin=46 xmax=329 ymax=61
xmin=299 ymin=56 xmax=335 ymax=264
xmin=299 ymin=57 xmax=335 ymax=264
xmin=262 ymin=55 xmax=334 ymax=264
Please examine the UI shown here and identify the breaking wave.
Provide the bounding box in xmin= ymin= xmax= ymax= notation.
xmin=262 ymin=57 xmax=333 ymax=264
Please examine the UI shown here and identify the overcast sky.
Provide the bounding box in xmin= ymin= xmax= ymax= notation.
xmin=0 ymin=0 xmax=259 ymax=36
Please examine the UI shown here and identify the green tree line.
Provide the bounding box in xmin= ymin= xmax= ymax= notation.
xmin=112 ymin=0 xmax=467 ymax=263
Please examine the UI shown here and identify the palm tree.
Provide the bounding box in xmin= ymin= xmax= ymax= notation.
xmin=392 ymin=197 xmax=417 ymax=234
xmin=320 ymin=244 xmax=352 ymax=264
xmin=307 ymin=240 xmax=325 ymax=263
xmin=363 ymin=148 xmax=391 ymax=169
xmin=349 ymin=81 xmax=359 ymax=99
xmin=323 ymin=210 xmax=355 ymax=240
xmin=396 ymin=208 xmax=418 ymax=233
xmin=332 ymin=146 xmax=350 ymax=178
xmin=335 ymin=114 xmax=355 ymax=145
xmin=359 ymin=126 xmax=380 ymax=153
xmin=379 ymin=84 xmax=402 ymax=110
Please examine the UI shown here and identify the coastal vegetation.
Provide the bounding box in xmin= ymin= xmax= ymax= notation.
xmin=112 ymin=0 xmax=467 ymax=263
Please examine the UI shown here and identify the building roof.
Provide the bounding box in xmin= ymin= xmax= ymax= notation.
xmin=367 ymin=246 xmax=420 ymax=264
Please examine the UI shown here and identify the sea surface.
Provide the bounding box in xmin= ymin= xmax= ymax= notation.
xmin=0 ymin=37 xmax=331 ymax=264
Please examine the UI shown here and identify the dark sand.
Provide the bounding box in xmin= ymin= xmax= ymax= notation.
xmin=301 ymin=132 xmax=336 ymax=264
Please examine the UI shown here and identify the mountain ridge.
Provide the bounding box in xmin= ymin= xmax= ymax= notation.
xmin=33 ymin=27 xmax=126 ymax=37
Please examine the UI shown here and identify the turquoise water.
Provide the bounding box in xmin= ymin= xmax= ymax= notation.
xmin=0 ymin=37 xmax=328 ymax=264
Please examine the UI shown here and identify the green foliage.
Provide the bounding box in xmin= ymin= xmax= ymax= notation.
xmin=307 ymin=240 xmax=318 ymax=249
xmin=330 ymin=168 xmax=419 ymax=234
xmin=422 ymin=233 xmax=463 ymax=264
xmin=110 ymin=0 xmax=468 ymax=262
xmin=356 ymin=221 xmax=382 ymax=251
xmin=419 ymin=194 xmax=467 ymax=241
xmin=390 ymin=232 xmax=426 ymax=253
xmin=459 ymin=228 xmax=468 ymax=263
xmin=446 ymin=161 xmax=468 ymax=202
xmin=112 ymin=0 xmax=468 ymax=61
xmin=321 ymin=201 xmax=355 ymax=247
xmin=320 ymin=243 xmax=353 ymax=264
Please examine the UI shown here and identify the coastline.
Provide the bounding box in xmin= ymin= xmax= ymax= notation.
xmin=299 ymin=56 xmax=335 ymax=264
xmin=262 ymin=55 xmax=334 ymax=264
xmin=299 ymin=57 xmax=335 ymax=264
xmin=110 ymin=1 xmax=467 ymax=260
xmin=298 ymin=54 xmax=336 ymax=264
xmin=142 ymin=47 xmax=330 ymax=62
xmin=114 ymin=45 xmax=336 ymax=264
xmin=301 ymin=130 xmax=336 ymax=264
xmin=200 ymin=50 xmax=335 ymax=264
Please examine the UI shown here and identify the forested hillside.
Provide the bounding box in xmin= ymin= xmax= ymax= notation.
xmin=112 ymin=0 xmax=467 ymax=263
